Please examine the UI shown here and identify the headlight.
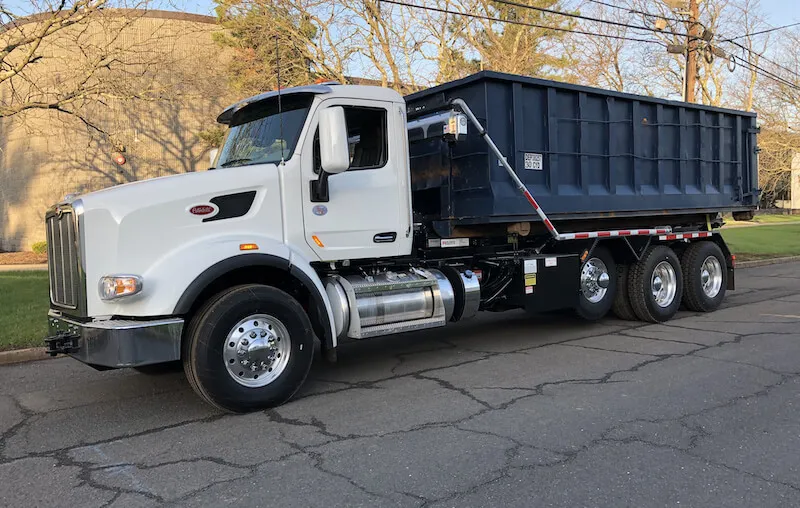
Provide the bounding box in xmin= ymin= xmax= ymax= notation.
xmin=99 ymin=275 xmax=143 ymax=300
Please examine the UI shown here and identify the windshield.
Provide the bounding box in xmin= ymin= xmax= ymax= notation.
xmin=216 ymin=94 xmax=313 ymax=168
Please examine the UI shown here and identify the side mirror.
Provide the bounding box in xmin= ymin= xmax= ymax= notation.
xmin=208 ymin=148 xmax=219 ymax=169
xmin=312 ymin=107 xmax=350 ymax=202
xmin=318 ymin=107 xmax=349 ymax=174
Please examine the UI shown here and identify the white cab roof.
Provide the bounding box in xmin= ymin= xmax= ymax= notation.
xmin=217 ymin=83 xmax=403 ymax=124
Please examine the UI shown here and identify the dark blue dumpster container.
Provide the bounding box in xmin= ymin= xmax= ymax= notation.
xmin=405 ymin=71 xmax=758 ymax=231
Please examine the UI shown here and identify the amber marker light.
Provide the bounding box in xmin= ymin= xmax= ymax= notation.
xmin=98 ymin=275 xmax=143 ymax=300
xmin=239 ymin=243 xmax=259 ymax=251
xmin=312 ymin=235 xmax=325 ymax=248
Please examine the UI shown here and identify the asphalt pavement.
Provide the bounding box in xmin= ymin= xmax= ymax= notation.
xmin=1 ymin=262 xmax=800 ymax=507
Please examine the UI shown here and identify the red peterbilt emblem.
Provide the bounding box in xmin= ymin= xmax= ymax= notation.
xmin=189 ymin=205 xmax=215 ymax=216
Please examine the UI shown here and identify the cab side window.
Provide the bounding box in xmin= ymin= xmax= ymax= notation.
xmin=314 ymin=106 xmax=388 ymax=172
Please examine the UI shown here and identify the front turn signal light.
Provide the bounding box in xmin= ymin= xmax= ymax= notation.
xmin=99 ymin=275 xmax=143 ymax=301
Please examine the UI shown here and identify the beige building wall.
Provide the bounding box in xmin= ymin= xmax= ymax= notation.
xmin=0 ymin=11 xmax=233 ymax=251
xmin=792 ymin=153 xmax=800 ymax=211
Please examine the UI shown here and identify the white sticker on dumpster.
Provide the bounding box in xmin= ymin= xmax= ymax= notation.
xmin=524 ymin=153 xmax=543 ymax=170
xmin=524 ymin=259 xmax=538 ymax=273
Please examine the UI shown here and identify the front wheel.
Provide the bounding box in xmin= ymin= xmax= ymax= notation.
xmin=576 ymin=246 xmax=617 ymax=321
xmin=182 ymin=285 xmax=315 ymax=413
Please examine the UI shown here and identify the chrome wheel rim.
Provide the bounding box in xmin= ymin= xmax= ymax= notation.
xmin=651 ymin=261 xmax=677 ymax=308
xmin=700 ymin=255 xmax=723 ymax=298
xmin=581 ymin=257 xmax=611 ymax=304
xmin=223 ymin=314 xmax=291 ymax=388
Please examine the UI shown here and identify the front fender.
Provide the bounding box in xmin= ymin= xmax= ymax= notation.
xmin=170 ymin=248 xmax=337 ymax=351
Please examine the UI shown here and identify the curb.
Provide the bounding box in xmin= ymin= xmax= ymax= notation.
xmin=738 ymin=256 xmax=800 ymax=268
xmin=0 ymin=264 xmax=48 ymax=272
xmin=0 ymin=347 xmax=54 ymax=366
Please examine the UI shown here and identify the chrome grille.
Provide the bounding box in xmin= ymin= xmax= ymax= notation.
xmin=46 ymin=209 xmax=80 ymax=308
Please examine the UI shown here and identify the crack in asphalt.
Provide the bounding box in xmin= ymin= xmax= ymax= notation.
xmin=1 ymin=284 xmax=798 ymax=505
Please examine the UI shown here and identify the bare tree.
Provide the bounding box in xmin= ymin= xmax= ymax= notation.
xmin=458 ymin=0 xmax=573 ymax=77
xmin=570 ymin=2 xmax=630 ymax=91
xmin=0 ymin=0 xmax=187 ymax=136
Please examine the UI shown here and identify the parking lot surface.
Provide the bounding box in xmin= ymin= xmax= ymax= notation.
xmin=2 ymin=262 xmax=800 ymax=507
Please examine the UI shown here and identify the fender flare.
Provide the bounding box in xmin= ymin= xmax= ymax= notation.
xmin=172 ymin=253 xmax=335 ymax=353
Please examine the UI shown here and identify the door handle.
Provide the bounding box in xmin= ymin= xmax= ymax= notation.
xmin=373 ymin=232 xmax=397 ymax=243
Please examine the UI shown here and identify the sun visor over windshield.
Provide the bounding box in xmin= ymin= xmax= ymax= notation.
xmin=217 ymin=85 xmax=334 ymax=125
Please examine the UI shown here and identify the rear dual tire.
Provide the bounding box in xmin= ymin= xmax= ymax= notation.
xmin=576 ymin=247 xmax=618 ymax=321
xmin=613 ymin=241 xmax=726 ymax=323
xmin=628 ymin=246 xmax=683 ymax=323
xmin=680 ymin=241 xmax=727 ymax=312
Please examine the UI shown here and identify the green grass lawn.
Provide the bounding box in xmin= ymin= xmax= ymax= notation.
xmin=0 ymin=271 xmax=49 ymax=351
xmin=722 ymin=223 xmax=800 ymax=261
xmin=750 ymin=214 xmax=800 ymax=224
xmin=723 ymin=214 xmax=800 ymax=227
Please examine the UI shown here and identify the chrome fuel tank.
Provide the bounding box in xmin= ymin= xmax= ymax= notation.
xmin=324 ymin=268 xmax=458 ymax=339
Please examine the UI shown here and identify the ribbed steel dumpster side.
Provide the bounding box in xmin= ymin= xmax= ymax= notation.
xmin=405 ymin=71 xmax=759 ymax=229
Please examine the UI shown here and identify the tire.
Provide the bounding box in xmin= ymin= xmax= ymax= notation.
xmin=611 ymin=264 xmax=638 ymax=321
xmin=576 ymin=246 xmax=617 ymax=321
xmin=628 ymin=246 xmax=683 ymax=323
xmin=680 ymin=241 xmax=727 ymax=312
xmin=133 ymin=361 xmax=182 ymax=375
xmin=182 ymin=284 xmax=315 ymax=413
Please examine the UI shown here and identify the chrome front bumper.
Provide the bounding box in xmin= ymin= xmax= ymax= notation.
xmin=45 ymin=311 xmax=183 ymax=368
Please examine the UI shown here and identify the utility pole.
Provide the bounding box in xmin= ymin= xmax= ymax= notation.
xmin=683 ymin=0 xmax=699 ymax=102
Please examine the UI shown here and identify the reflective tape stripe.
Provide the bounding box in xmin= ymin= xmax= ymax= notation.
xmin=555 ymin=227 xmax=708 ymax=241
xmin=658 ymin=231 xmax=714 ymax=241
xmin=523 ymin=190 xmax=539 ymax=210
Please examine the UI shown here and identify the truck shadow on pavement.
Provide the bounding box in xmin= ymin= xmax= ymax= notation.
xmin=111 ymin=309 xmax=636 ymax=409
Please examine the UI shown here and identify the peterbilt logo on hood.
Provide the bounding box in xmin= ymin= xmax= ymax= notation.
xmin=188 ymin=204 xmax=217 ymax=216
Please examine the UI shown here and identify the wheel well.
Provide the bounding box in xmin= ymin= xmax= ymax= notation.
xmin=180 ymin=265 xmax=329 ymax=349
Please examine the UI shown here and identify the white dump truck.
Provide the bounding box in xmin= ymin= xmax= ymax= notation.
xmin=44 ymin=72 xmax=757 ymax=412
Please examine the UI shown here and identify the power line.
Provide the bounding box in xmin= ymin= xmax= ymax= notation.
xmin=727 ymin=39 xmax=800 ymax=83
xmin=735 ymin=57 xmax=800 ymax=92
xmin=719 ymin=21 xmax=800 ymax=42
xmin=380 ymin=0 xmax=668 ymax=45
xmin=726 ymin=45 xmax=800 ymax=91
xmin=486 ymin=0 xmax=688 ymax=37
xmin=585 ymin=0 xmax=685 ymax=24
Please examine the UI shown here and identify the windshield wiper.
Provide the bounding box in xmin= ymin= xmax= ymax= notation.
xmin=219 ymin=158 xmax=253 ymax=168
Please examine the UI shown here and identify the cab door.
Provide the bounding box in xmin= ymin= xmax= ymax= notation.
xmin=300 ymin=99 xmax=410 ymax=261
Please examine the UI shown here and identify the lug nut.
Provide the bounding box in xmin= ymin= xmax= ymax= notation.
xmin=249 ymin=331 xmax=257 ymax=339
xmin=241 ymin=338 xmax=249 ymax=346
xmin=260 ymin=331 xmax=267 ymax=338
